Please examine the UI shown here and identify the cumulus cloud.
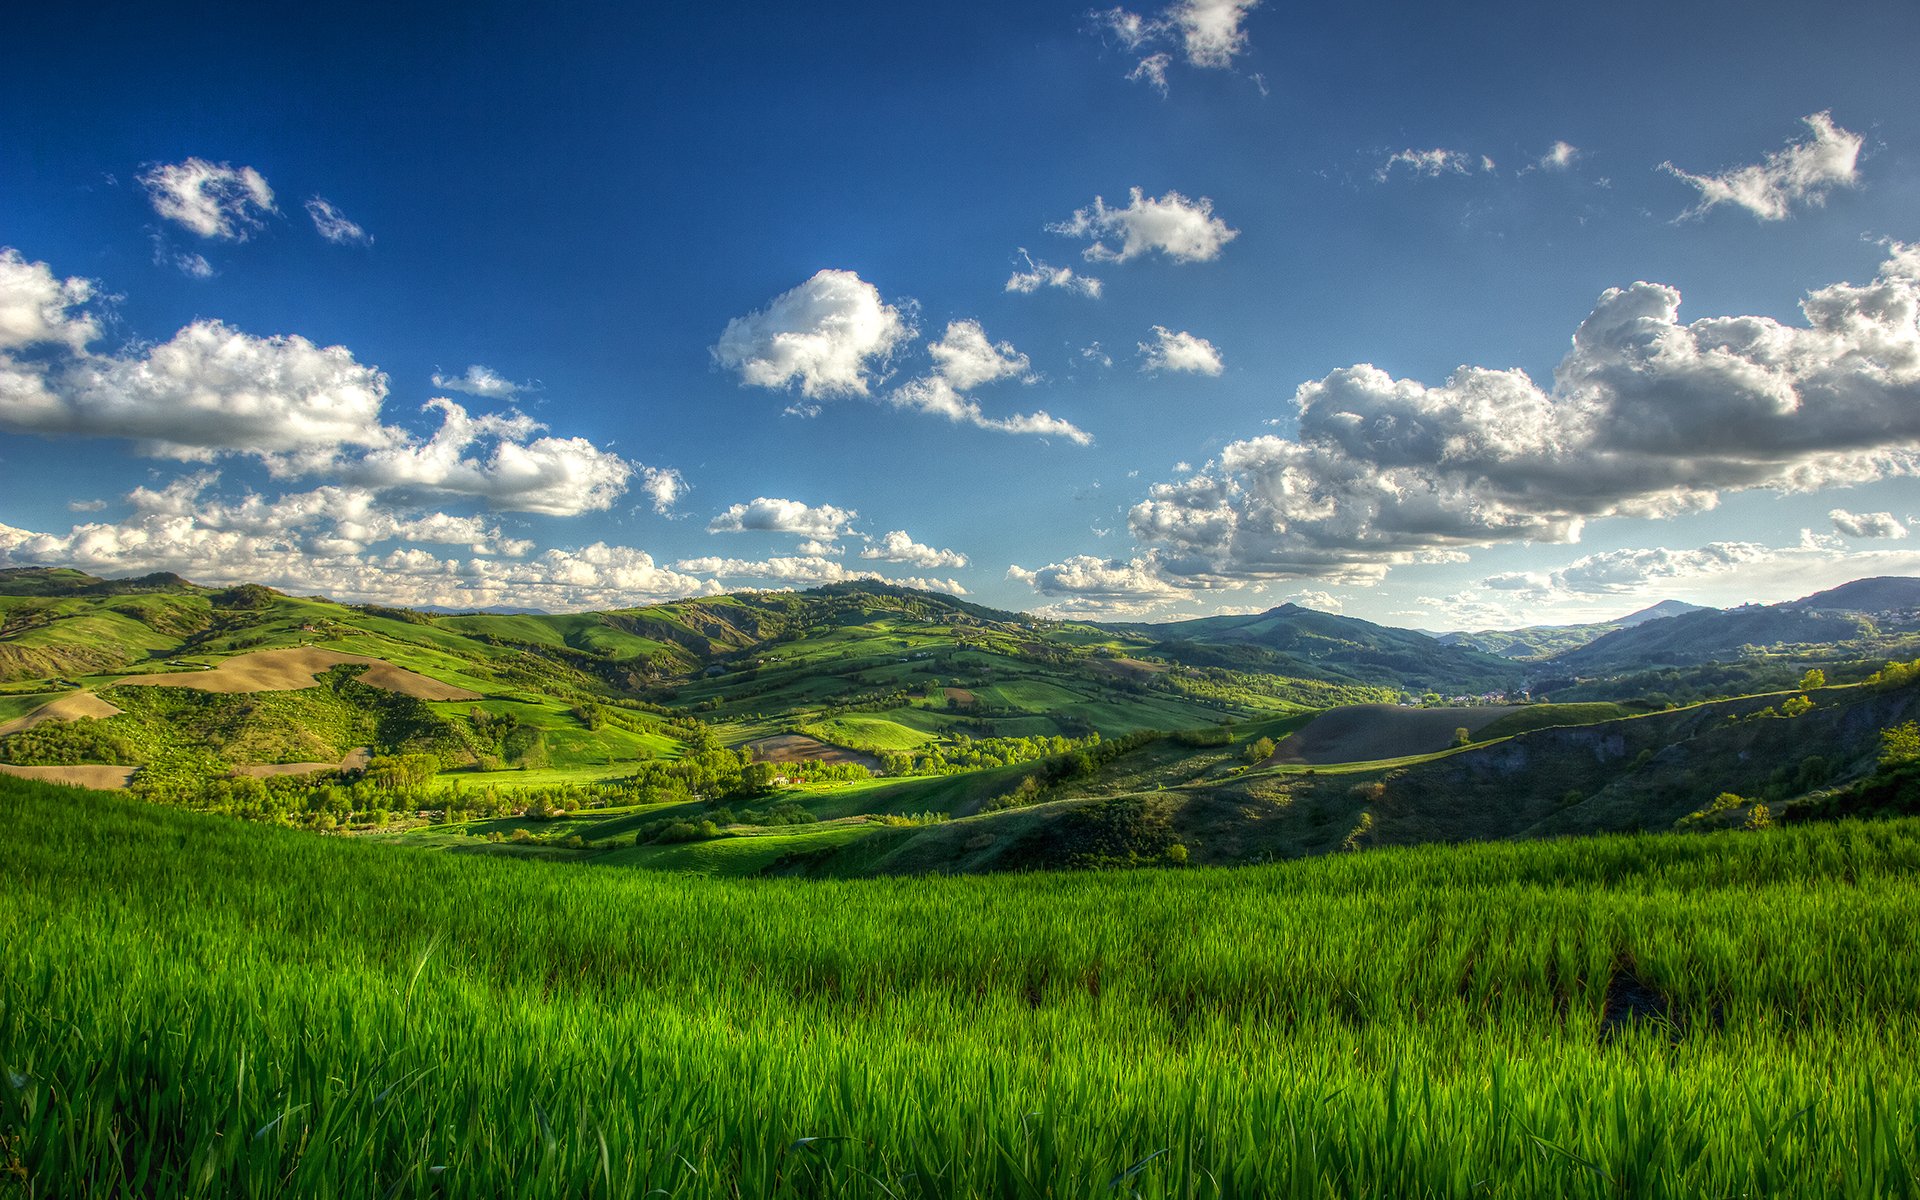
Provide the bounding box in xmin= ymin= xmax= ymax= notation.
xmin=0 ymin=249 xmax=99 ymax=352
xmin=1662 ymin=111 xmax=1862 ymax=221
xmin=670 ymin=553 xmax=967 ymax=594
xmin=431 ymin=364 xmax=522 ymax=399
xmin=139 ymin=159 xmax=276 ymax=240
xmin=861 ymin=530 xmax=968 ymax=569
xmin=1138 ymin=326 xmax=1224 ymax=375
xmin=1287 ymin=589 xmax=1343 ymax=613
xmin=343 ymin=399 xmax=632 ymax=516
xmin=1121 ymin=243 xmax=1920 ymax=584
xmin=305 ymin=197 xmax=370 ymax=245
xmin=1049 ymin=187 xmax=1238 ymax=264
xmin=0 ymin=508 xmax=712 ymax=612
xmin=711 ymin=269 xmax=912 ymax=401
xmin=8 ymin=319 xmax=391 ymax=460
xmin=1374 ymin=148 xmax=1493 ymax=182
xmin=889 ymin=320 xmax=1092 ymax=445
xmin=0 ymin=248 xmax=648 ymax=518
xmin=1485 ymin=543 xmax=1773 ymax=596
xmin=1006 ymin=553 xmax=1207 ymax=618
xmin=1005 ymin=249 xmax=1102 ymax=298
xmin=639 ymin=466 xmax=686 ymax=515
xmin=708 ymin=497 xmax=858 ymax=538
xmin=1830 ymin=508 xmax=1908 ymax=539
xmin=66 ymin=498 xmax=107 ymax=513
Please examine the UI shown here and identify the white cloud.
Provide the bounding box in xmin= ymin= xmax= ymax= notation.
xmin=1662 ymin=111 xmax=1862 ymax=221
xmin=1008 ymin=554 xmax=1184 ymax=601
xmin=711 ymin=269 xmax=912 ymax=400
xmin=0 ymin=250 xmax=644 ymax=518
xmin=1170 ymin=0 xmax=1260 ymax=67
xmin=1049 ymin=187 xmax=1238 ymax=264
xmin=0 ymin=249 xmax=98 ymax=352
xmin=1538 ymin=141 xmax=1579 ymax=171
xmin=343 ymin=399 xmax=632 ymax=516
xmin=639 ymin=466 xmax=686 ymax=515
xmin=1096 ymin=0 xmax=1259 ymax=90
xmin=1375 ymin=148 xmax=1490 ymax=182
xmin=1138 ymin=325 xmax=1223 ymax=375
xmin=0 ymin=517 xmax=713 ymax=612
xmin=708 ymin=497 xmax=858 ymax=538
xmin=8 ymin=319 xmax=391 ymax=460
xmin=431 ymin=364 xmax=522 ymax=399
xmin=139 ymin=159 xmax=276 ymax=240
xmin=1831 ymin=508 xmax=1908 ymax=539
xmin=889 ymin=320 xmax=1093 ymax=445
xmin=160 ymin=248 xmax=214 ymax=279
xmin=1484 ymin=543 xmax=1773 ymax=596
xmin=794 ymin=539 xmax=842 ymax=558
xmin=1127 ymin=53 xmax=1171 ymax=95
xmin=1005 ymin=249 xmax=1102 ymax=298
xmin=66 ymin=498 xmax=106 ymax=513
xmin=861 ymin=530 xmax=968 ymax=569
xmin=927 ymin=319 xmax=1031 ymax=390
xmin=1121 ymin=243 xmax=1920 ymax=584
xmin=305 ymin=197 xmax=371 ymax=245
xmin=1287 ymin=589 xmax=1343 ymax=613
xmin=669 ymin=554 xmax=968 ymax=595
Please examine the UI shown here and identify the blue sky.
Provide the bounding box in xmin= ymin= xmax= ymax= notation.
xmin=4 ymin=0 xmax=1920 ymax=627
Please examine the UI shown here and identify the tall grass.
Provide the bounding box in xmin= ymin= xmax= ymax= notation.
xmin=3 ymin=774 xmax=1918 ymax=1196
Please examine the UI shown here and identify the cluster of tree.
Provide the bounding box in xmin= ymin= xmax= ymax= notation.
xmin=877 ymin=732 xmax=1104 ymax=777
xmin=987 ymin=729 xmax=1165 ymax=811
xmin=633 ymin=799 xmax=819 ymax=845
xmin=0 ymin=716 xmax=138 ymax=766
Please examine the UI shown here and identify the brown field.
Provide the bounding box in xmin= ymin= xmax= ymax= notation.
xmin=943 ymin=687 xmax=976 ymax=707
xmin=0 ymin=691 xmax=122 ymax=737
xmin=0 ymin=763 xmax=136 ymax=789
xmin=115 ymin=648 xmax=480 ymax=701
xmin=1271 ymin=704 xmax=1520 ymax=765
xmin=236 ymin=746 xmax=373 ymax=779
xmin=747 ymin=733 xmax=882 ymax=771
xmin=352 ymin=662 xmax=481 ymax=701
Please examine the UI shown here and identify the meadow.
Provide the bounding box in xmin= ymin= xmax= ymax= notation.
xmin=3 ymin=773 xmax=1918 ymax=1197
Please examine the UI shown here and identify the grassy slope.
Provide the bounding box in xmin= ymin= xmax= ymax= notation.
xmin=5 ymin=773 xmax=1920 ymax=1197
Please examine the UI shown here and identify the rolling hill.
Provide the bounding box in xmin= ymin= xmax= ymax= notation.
xmin=1117 ymin=603 xmax=1523 ymax=693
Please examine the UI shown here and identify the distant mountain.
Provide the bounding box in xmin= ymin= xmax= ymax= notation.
xmin=1550 ymin=578 xmax=1920 ymax=676
xmin=1118 ymin=603 xmax=1523 ymax=693
xmin=1437 ymin=599 xmax=1712 ymax=660
xmin=1619 ymin=599 xmax=1711 ymax=626
xmin=1794 ymin=577 xmax=1920 ymax=613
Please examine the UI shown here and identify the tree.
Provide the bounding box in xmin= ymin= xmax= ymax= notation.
xmin=1244 ymin=736 xmax=1276 ymax=764
xmin=1881 ymin=721 xmax=1920 ymax=767
xmin=1799 ymin=668 xmax=1827 ymax=692
xmin=1452 ymin=726 xmax=1472 ymax=747
xmin=1781 ymin=695 xmax=1813 ymax=717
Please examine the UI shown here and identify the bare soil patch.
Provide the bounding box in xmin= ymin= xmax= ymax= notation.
xmin=0 ymin=691 xmax=122 ymax=737
xmin=0 ymin=763 xmax=135 ymax=789
xmin=747 ymin=733 xmax=882 ymax=771
xmin=1272 ymin=704 xmax=1521 ymax=765
xmin=944 ymin=687 xmax=976 ymax=707
xmin=236 ymin=746 xmax=372 ymax=779
xmin=352 ymin=662 xmax=481 ymax=701
xmin=115 ymin=648 xmax=480 ymax=701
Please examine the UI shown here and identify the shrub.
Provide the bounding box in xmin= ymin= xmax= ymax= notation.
xmin=1243 ymin=737 xmax=1276 ymax=764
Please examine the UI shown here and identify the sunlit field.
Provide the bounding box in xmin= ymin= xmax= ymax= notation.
xmin=4 ymin=774 xmax=1917 ymax=1197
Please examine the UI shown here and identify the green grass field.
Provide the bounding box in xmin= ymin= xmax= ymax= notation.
xmin=5 ymin=773 xmax=1920 ymax=1197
